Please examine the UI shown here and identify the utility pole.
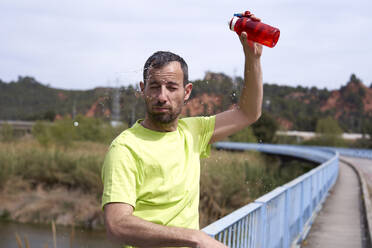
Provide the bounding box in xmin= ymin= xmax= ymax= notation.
xmin=111 ymin=78 xmax=123 ymax=127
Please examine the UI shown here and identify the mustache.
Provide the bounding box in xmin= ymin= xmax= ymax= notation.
xmin=153 ymin=102 xmax=171 ymax=108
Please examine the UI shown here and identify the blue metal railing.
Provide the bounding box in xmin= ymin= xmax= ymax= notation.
xmin=320 ymin=147 xmax=372 ymax=159
xmin=202 ymin=142 xmax=339 ymax=248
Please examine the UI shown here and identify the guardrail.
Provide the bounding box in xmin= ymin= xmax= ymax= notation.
xmin=202 ymin=142 xmax=339 ymax=248
xmin=320 ymin=147 xmax=372 ymax=160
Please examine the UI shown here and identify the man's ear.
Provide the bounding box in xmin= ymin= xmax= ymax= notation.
xmin=140 ymin=81 xmax=145 ymax=94
xmin=184 ymin=83 xmax=193 ymax=101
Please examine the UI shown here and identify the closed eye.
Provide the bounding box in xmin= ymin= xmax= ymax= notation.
xmin=167 ymin=82 xmax=179 ymax=90
xmin=149 ymin=83 xmax=161 ymax=89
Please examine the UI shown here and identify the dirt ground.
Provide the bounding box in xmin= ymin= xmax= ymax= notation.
xmin=0 ymin=178 xmax=104 ymax=229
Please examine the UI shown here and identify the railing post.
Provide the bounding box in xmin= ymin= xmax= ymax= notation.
xmin=323 ymin=166 xmax=326 ymax=201
xmin=310 ymin=173 xmax=313 ymax=215
xmin=299 ymin=181 xmax=304 ymax=239
xmin=283 ymin=188 xmax=290 ymax=248
xmin=259 ymin=203 xmax=267 ymax=248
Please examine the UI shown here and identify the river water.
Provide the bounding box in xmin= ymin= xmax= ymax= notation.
xmin=0 ymin=221 xmax=120 ymax=248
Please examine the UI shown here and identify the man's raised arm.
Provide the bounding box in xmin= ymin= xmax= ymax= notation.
xmin=104 ymin=203 xmax=228 ymax=248
xmin=210 ymin=20 xmax=263 ymax=144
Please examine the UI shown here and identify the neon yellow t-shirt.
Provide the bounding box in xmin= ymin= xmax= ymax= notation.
xmin=101 ymin=116 xmax=215 ymax=242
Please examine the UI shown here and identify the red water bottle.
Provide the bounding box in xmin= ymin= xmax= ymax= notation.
xmin=229 ymin=11 xmax=280 ymax=48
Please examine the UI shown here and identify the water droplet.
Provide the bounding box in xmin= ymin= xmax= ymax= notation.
xmin=73 ymin=121 xmax=79 ymax=127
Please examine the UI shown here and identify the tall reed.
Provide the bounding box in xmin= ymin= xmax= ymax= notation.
xmin=52 ymin=220 xmax=57 ymax=248
xmin=15 ymin=233 xmax=23 ymax=248
xmin=24 ymin=236 xmax=30 ymax=248
xmin=14 ymin=221 xmax=76 ymax=248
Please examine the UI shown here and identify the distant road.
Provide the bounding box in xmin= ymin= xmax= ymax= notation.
xmin=0 ymin=120 xmax=34 ymax=132
xmin=277 ymin=130 xmax=370 ymax=140
xmin=0 ymin=120 xmax=370 ymax=140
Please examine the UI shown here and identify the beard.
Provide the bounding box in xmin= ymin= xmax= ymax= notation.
xmin=146 ymin=101 xmax=183 ymax=124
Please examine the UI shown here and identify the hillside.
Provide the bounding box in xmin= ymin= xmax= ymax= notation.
xmin=1 ymin=74 xmax=371 ymax=132
xmin=264 ymin=74 xmax=372 ymax=132
xmin=0 ymin=77 xmax=111 ymax=121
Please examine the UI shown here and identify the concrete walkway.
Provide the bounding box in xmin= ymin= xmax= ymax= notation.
xmin=342 ymin=156 xmax=372 ymax=196
xmin=303 ymin=160 xmax=365 ymax=248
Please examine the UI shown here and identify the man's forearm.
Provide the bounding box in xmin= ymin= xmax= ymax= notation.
xmin=238 ymin=56 xmax=263 ymax=120
xmin=107 ymin=214 xmax=200 ymax=247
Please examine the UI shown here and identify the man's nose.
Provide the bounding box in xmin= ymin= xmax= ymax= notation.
xmin=157 ymin=86 xmax=168 ymax=102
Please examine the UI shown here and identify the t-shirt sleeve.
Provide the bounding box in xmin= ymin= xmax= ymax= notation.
xmin=196 ymin=115 xmax=216 ymax=158
xmin=101 ymin=143 xmax=138 ymax=209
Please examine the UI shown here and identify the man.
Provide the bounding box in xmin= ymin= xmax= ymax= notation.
xmin=102 ymin=15 xmax=263 ymax=248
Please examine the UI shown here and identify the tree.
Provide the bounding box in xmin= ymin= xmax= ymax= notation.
xmin=251 ymin=112 xmax=278 ymax=143
xmin=316 ymin=117 xmax=343 ymax=135
xmin=303 ymin=116 xmax=346 ymax=147
xmin=44 ymin=110 xmax=56 ymax=121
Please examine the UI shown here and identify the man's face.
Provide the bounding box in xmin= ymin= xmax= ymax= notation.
xmin=141 ymin=61 xmax=192 ymax=124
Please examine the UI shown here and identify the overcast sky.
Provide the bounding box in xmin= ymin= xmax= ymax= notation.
xmin=1 ymin=0 xmax=371 ymax=90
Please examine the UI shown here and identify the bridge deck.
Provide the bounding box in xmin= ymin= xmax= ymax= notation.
xmin=342 ymin=156 xmax=372 ymax=196
xmin=303 ymin=158 xmax=367 ymax=248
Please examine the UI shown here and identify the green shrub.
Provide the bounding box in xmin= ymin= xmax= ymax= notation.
xmin=74 ymin=115 xmax=106 ymax=142
xmin=32 ymin=121 xmax=53 ymax=147
xmin=50 ymin=118 xmax=77 ymax=149
xmin=274 ymin=135 xmax=301 ymax=145
xmin=316 ymin=117 xmax=343 ymax=135
xmin=229 ymin=126 xmax=257 ymax=143
xmin=251 ymin=112 xmax=279 ymax=143
xmin=0 ymin=122 xmax=15 ymax=142
xmin=301 ymin=135 xmax=347 ymax=147
xmin=302 ymin=116 xmax=347 ymax=147
xmin=0 ymin=144 xmax=103 ymax=193
xmin=199 ymin=150 xmax=314 ymax=226
xmin=32 ymin=116 xmax=127 ymax=147
xmin=352 ymin=138 xmax=372 ymax=149
xmin=0 ymin=151 xmax=12 ymax=187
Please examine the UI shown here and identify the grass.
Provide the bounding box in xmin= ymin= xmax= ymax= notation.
xmin=0 ymin=137 xmax=315 ymax=229
xmin=0 ymin=137 xmax=106 ymax=194
xmin=199 ymin=150 xmax=315 ymax=227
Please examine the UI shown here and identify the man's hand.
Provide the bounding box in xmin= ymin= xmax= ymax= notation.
xmin=239 ymin=32 xmax=263 ymax=59
xmin=194 ymin=231 xmax=228 ymax=248
xmin=238 ymin=13 xmax=263 ymax=59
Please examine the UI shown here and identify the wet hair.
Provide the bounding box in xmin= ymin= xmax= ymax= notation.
xmin=143 ymin=51 xmax=188 ymax=86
